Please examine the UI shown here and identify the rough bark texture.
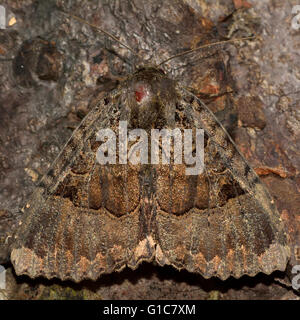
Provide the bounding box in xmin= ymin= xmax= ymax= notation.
xmin=0 ymin=0 xmax=299 ymax=299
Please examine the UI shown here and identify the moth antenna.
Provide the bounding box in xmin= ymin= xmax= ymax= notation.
xmin=158 ymin=35 xmax=255 ymax=66
xmin=60 ymin=11 xmax=140 ymax=59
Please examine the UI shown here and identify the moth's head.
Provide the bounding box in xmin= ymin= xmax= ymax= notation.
xmin=126 ymin=65 xmax=177 ymax=129
xmin=134 ymin=63 xmax=165 ymax=74
xmin=131 ymin=65 xmax=166 ymax=103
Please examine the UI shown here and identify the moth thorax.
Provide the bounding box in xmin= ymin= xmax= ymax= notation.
xmin=134 ymin=82 xmax=151 ymax=104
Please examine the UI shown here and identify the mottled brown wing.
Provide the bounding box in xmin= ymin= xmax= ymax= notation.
xmin=10 ymin=88 xmax=154 ymax=282
xmin=153 ymin=86 xmax=290 ymax=280
xmin=11 ymin=66 xmax=290 ymax=282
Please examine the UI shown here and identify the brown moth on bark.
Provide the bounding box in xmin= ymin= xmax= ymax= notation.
xmin=9 ymin=13 xmax=290 ymax=282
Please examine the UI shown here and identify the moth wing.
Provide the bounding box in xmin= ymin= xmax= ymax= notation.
xmin=11 ymin=89 xmax=154 ymax=282
xmin=153 ymin=87 xmax=290 ymax=280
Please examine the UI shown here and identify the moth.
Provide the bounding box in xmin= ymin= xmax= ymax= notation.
xmin=10 ymin=12 xmax=290 ymax=282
